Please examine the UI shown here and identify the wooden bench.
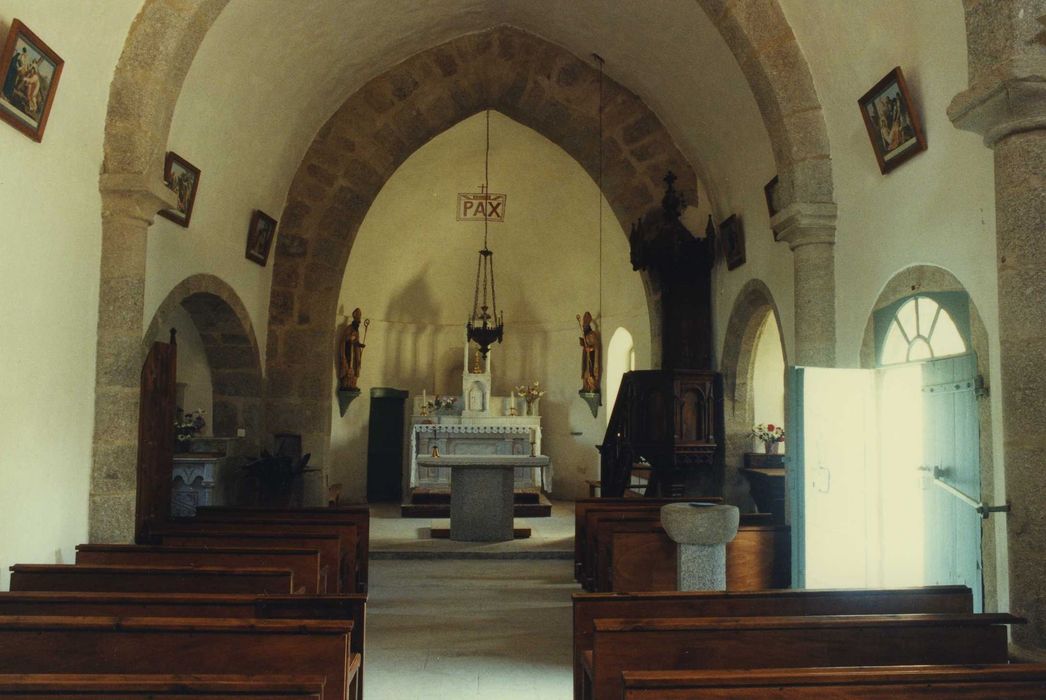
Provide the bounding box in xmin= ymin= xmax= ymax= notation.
xmin=0 ymin=616 xmax=358 ymax=700
xmin=577 ymin=495 xmax=723 ymax=585
xmin=75 ymin=544 xmax=324 ymax=594
xmin=621 ymin=664 xmax=1046 ymax=699
xmin=0 ymin=592 xmax=367 ymax=697
xmin=584 ymin=613 xmax=1019 ymax=700
xmin=151 ymin=529 xmax=342 ymax=593
xmin=0 ymin=673 xmax=326 ymax=698
xmin=571 ymin=585 xmax=974 ymax=700
xmin=600 ymin=518 xmax=789 ymax=592
xmin=158 ymin=520 xmax=360 ymax=593
xmin=192 ymin=506 xmax=370 ymax=593
xmin=8 ymin=564 xmax=294 ymax=595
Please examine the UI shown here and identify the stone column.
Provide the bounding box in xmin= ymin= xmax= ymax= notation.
xmin=772 ymin=202 xmax=838 ymax=367
xmin=661 ymin=503 xmax=740 ymax=590
xmin=89 ymin=174 xmax=176 ymax=543
xmin=948 ymin=0 xmax=1046 ymax=659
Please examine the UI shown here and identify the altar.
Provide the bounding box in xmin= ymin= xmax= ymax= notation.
xmin=417 ymin=455 xmax=550 ymax=541
xmin=408 ymin=339 xmax=551 ymax=494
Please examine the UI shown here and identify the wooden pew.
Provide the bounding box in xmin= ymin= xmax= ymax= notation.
xmin=158 ymin=520 xmax=360 ymax=593
xmin=75 ymin=544 xmax=325 ymax=594
xmin=601 ymin=518 xmax=790 ymax=592
xmin=573 ymin=498 xmax=721 ymax=587
xmin=0 ymin=616 xmax=357 ymax=700
xmin=571 ymin=585 xmax=974 ymax=700
xmin=8 ymin=564 xmax=294 ymax=595
xmin=151 ymin=529 xmax=342 ymax=593
xmin=192 ymin=506 xmax=370 ymax=593
xmin=0 ymin=673 xmax=326 ymax=698
xmin=621 ymin=664 xmax=1046 ymax=699
xmin=584 ymin=613 xmax=1019 ymax=700
xmin=0 ymin=592 xmax=368 ymax=698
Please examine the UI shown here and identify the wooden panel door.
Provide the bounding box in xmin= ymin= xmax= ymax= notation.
xmin=922 ymin=354 xmax=982 ymax=610
xmin=135 ymin=333 xmax=177 ymax=543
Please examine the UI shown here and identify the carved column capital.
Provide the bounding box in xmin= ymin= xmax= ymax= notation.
xmin=99 ymin=173 xmax=177 ymax=226
xmin=948 ymin=58 xmax=1046 ymax=146
xmin=771 ymin=201 xmax=838 ymax=250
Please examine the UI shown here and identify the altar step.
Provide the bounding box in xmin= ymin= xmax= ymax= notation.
xmin=400 ymin=487 xmax=552 ymax=518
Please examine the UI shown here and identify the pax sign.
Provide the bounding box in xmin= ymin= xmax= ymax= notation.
xmin=457 ymin=192 xmax=506 ymax=222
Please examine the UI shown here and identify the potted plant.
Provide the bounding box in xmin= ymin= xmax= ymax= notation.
xmin=240 ymin=450 xmax=317 ymax=507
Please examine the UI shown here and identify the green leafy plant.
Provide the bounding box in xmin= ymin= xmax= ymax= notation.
xmin=241 ymin=450 xmax=316 ymax=498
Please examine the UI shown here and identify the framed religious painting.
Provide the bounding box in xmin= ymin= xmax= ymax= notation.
xmin=719 ymin=215 xmax=746 ymax=271
xmin=245 ymin=209 xmax=278 ymax=266
xmin=0 ymin=19 xmax=64 ymax=142
xmin=159 ymin=152 xmax=201 ymax=227
xmin=858 ymin=66 xmax=927 ymax=174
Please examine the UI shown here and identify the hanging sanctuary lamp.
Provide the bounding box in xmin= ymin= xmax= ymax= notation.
xmin=578 ymin=54 xmax=606 ymax=419
xmin=466 ymin=110 xmax=504 ymax=358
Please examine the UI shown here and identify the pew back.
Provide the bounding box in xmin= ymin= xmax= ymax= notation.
xmin=0 ymin=592 xmax=367 ymax=699
xmin=588 ymin=613 xmax=1017 ymax=700
xmin=0 ymin=616 xmax=355 ymax=700
xmin=8 ymin=565 xmax=294 ymax=595
xmin=573 ymin=498 xmax=721 ymax=583
xmin=0 ymin=673 xmax=326 ymax=698
xmin=158 ymin=521 xmax=359 ymax=593
xmin=75 ymin=544 xmax=324 ymax=594
xmin=572 ymin=586 xmax=974 ymax=700
xmin=192 ymin=507 xmax=370 ymax=592
xmin=621 ymin=664 xmax=1046 ymax=699
xmin=606 ymin=521 xmax=790 ymax=592
xmin=152 ymin=530 xmax=341 ymax=593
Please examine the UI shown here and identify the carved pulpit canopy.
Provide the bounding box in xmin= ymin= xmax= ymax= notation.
xmin=629 ymin=171 xmax=715 ymax=275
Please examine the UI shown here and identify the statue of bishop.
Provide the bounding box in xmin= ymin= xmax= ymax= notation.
xmin=578 ymin=311 xmax=602 ymax=393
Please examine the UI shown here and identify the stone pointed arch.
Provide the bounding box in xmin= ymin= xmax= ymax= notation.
xmin=144 ymin=274 xmax=264 ymax=446
xmin=719 ymin=278 xmax=786 ymax=507
xmin=263 ymin=27 xmax=701 ymax=465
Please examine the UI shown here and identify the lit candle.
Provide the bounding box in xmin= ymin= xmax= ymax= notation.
xmin=422 ymin=389 xmax=427 ymax=410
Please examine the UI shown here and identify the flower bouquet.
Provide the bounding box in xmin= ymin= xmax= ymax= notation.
xmin=514 ymin=381 xmax=545 ymax=415
xmin=174 ymin=408 xmax=206 ymax=449
xmin=751 ymin=423 xmax=785 ymax=454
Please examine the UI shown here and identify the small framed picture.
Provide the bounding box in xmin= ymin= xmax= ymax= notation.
xmin=159 ymin=152 xmax=201 ymax=227
xmin=719 ymin=215 xmax=746 ymax=271
xmin=245 ymin=210 xmax=278 ymax=266
xmin=858 ymin=66 xmax=927 ymax=174
xmin=0 ymin=19 xmax=64 ymax=142
xmin=763 ymin=175 xmax=780 ymax=225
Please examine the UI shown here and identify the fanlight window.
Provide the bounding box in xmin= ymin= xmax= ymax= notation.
xmin=881 ymin=295 xmax=966 ymax=365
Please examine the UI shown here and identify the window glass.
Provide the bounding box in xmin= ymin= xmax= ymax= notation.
xmin=879 ymin=294 xmax=967 ymax=365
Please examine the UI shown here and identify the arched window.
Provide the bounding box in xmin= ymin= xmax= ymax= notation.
xmin=877 ymin=294 xmax=968 ymax=366
xmin=606 ymin=327 xmax=635 ymax=422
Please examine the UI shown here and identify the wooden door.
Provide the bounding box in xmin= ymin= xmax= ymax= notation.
xmin=921 ymin=354 xmax=982 ymax=609
xmin=135 ymin=332 xmax=177 ymax=543
xmin=367 ymin=388 xmax=407 ymax=502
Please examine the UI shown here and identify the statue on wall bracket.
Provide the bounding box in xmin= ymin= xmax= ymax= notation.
xmin=577 ymin=311 xmax=602 ymax=418
xmin=336 ymin=307 xmax=370 ymax=416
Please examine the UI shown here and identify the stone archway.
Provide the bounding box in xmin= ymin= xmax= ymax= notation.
xmin=144 ymin=274 xmax=264 ymax=448
xmin=263 ymin=27 xmax=701 ymax=467
xmin=719 ymin=279 xmax=787 ymax=507
xmin=94 ymin=0 xmax=836 ymax=538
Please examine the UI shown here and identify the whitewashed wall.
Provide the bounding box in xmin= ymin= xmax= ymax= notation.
xmin=329 ymin=112 xmax=651 ymax=500
xmin=0 ymin=0 xmax=142 ymax=590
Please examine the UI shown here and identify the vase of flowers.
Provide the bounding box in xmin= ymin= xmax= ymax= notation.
xmin=515 ymin=381 xmax=545 ymax=416
xmin=751 ymin=423 xmax=785 ymax=454
xmin=433 ymin=395 xmax=457 ymax=413
xmin=174 ymin=408 xmax=206 ymax=452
